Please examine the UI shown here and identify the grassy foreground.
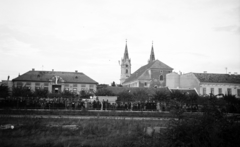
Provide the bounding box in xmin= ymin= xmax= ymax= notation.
xmin=0 ymin=116 xmax=168 ymax=147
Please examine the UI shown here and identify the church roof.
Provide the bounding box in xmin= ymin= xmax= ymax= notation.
xmin=123 ymin=60 xmax=173 ymax=84
xmin=12 ymin=70 xmax=98 ymax=84
xmin=193 ymin=73 xmax=240 ymax=84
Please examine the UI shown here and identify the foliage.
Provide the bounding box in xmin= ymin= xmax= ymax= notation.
xmin=12 ymin=86 xmax=33 ymax=97
xmin=80 ymin=90 xmax=93 ymax=98
xmin=95 ymin=88 xmax=115 ymax=96
xmin=33 ymin=89 xmax=48 ymax=97
xmin=0 ymin=85 xmax=9 ymax=98
xmin=117 ymin=90 xmax=133 ymax=102
xmin=161 ymin=95 xmax=240 ymax=147
xmin=111 ymin=81 xmax=116 ymax=87
xmin=153 ymin=91 xmax=169 ymax=103
xmin=132 ymin=89 xmax=149 ymax=102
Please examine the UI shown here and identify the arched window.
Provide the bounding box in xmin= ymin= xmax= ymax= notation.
xmin=126 ymin=69 xmax=128 ymax=74
xmin=160 ymin=75 xmax=164 ymax=81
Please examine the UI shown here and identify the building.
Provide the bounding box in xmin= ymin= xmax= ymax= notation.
xmin=12 ymin=69 xmax=98 ymax=94
xmin=166 ymin=72 xmax=240 ymax=98
xmin=121 ymin=42 xmax=173 ymax=88
xmin=120 ymin=40 xmax=131 ymax=84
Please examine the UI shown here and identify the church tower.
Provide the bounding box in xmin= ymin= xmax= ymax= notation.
xmin=120 ymin=40 xmax=131 ymax=84
xmin=148 ymin=41 xmax=155 ymax=63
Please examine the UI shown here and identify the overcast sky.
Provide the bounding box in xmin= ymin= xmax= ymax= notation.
xmin=0 ymin=0 xmax=239 ymax=85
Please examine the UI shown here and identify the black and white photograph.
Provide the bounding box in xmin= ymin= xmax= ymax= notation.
xmin=0 ymin=0 xmax=240 ymax=147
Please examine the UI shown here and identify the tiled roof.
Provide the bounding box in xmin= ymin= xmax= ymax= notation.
xmin=170 ymin=89 xmax=198 ymax=95
xmin=193 ymin=73 xmax=240 ymax=84
xmin=12 ymin=70 xmax=98 ymax=84
xmin=123 ymin=60 xmax=173 ymax=84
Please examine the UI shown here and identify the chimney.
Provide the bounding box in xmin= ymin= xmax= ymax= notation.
xmin=204 ymin=71 xmax=207 ymax=73
xmin=52 ymin=69 xmax=54 ymax=72
xmin=229 ymin=72 xmax=231 ymax=75
xmin=7 ymin=76 xmax=10 ymax=81
xmin=32 ymin=68 xmax=35 ymax=71
xmin=75 ymin=70 xmax=78 ymax=73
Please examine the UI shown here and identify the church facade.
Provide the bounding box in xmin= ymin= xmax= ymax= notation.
xmin=120 ymin=42 xmax=173 ymax=88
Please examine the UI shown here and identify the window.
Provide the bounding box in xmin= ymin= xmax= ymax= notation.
xmin=125 ymin=64 xmax=128 ymax=67
xmin=218 ymin=88 xmax=222 ymax=94
xmin=203 ymin=88 xmax=206 ymax=95
xmin=160 ymin=75 xmax=164 ymax=81
xmin=81 ymin=84 xmax=86 ymax=91
xmin=73 ymin=84 xmax=77 ymax=87
xmin=238 ymin=89 xmax=240 ymax=96
xmin=144 ymin=82 xmax=147 ymax=86
xmin=210 ymin=88 xmax=214 ymax=95
xmin=35 ymin=83 xmax=40 ymax=90
xmin=227 ymin=88 xmax=232 ymax=95
xmin=16 ymin=82 xmax=23 ymax=87
xmin=73 ymin=88 xmax=77 ymax=93
xmin=126 ymin=69 xmax=128 ymax=74
xmin=25 ymin=82 xmax=31 ymax=89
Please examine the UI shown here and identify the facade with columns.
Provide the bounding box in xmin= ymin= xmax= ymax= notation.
xmin=120 ymin=42 xmax=173 ymax=88
xmin=12 ymin=69 xmax=98 ymax=94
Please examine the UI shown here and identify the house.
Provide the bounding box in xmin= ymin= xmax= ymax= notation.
xmin=166 ymin=72 xmax=240 ymax=98
xmin=12 ymin=69 xmax=98 ymax=94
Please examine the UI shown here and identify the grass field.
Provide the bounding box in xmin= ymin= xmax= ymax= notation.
xmin=0 ymin=116 xmax=169 ymax=147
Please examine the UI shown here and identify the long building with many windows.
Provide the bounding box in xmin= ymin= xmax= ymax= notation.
xmin=12 ymin=69 xmax=98 ymax=94
xmin=166 ymin=72 xmax=240 ymax=98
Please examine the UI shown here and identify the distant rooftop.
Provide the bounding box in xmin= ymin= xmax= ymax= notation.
xmin=193 ymin=73 xmax=240 ymax=84
xmin=12 ymin=70 xmax=98 ymax=84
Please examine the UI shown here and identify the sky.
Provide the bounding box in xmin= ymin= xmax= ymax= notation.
xmin=0 ymin=0 xmax=240 ymax=85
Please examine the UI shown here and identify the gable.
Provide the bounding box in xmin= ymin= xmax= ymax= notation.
xmin=123 ymin=60 xmax=173 ymax=84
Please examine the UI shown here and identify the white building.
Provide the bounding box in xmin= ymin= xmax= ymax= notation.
xmin=166 ymin=72 xmax=240 ymax=98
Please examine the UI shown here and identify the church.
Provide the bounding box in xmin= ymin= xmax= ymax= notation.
xmin=120 ymin=41 xmax=173 ymax=88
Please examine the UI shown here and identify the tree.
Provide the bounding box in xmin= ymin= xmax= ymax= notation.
xmin=95 ymin=88 xmax=115 ymax=96
xmin=12 ymin=86 xmax=33 ymax=97
xmin=153 ymin=90 xmax=169 ymax=103
xmin=33 ymin=89 xmax=48 ymax=97
xmin=0 ymin=85 xmax=9 ymax=98
xmin=111 ymin=81 xmax=116 ymax=87
xmin=117 ymin=90 xmax=133 ymax=102
xmin=132 ymin=89 xmax=149 ymax=102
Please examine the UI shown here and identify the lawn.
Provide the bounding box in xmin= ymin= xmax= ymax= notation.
xmin=0 ymin=116 xmax=169 ymax=147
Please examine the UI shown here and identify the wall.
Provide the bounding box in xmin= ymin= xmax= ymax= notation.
xmin=166 ymin=72 xmax=180 ymax=88
xmin=180 ymin=73 xmax=200 ymax=92
xmin=199 ymin=83 xmax=240 ymax=98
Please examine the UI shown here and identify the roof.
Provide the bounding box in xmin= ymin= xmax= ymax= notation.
xmin=193 ymin=73 xmax=240 ymax=84
xmin=123 ymin=60 xmax=173 ymax=84
xmin=105 ymin=86 xmax=171 ymax=95
xmin=170 ymin=88 xmax=198 ymax=95
xmin=12 ymin=70 xmax=98 ymax=84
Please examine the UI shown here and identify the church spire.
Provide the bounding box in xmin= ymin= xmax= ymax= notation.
xmin=123 ymin=39 xmax=129 ymax=59
xmin=148 ymin=41 xmax=155 ymax=63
